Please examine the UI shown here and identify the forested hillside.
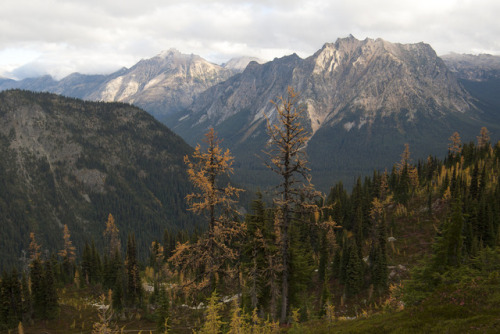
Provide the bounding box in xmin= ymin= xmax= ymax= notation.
xmin=0 ymin=90 xmax=199 ymax=270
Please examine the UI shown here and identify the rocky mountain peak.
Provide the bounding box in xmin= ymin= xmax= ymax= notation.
xmin=173 ymin=37 xmax=477 ymax=153
xmin=297 ymin=36 xmax=472 ymax=133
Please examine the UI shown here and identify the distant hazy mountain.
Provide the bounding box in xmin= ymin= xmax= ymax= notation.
xmin=169 ymin=36 xmax=498 ymax=192
xmin=0 ymin=90 xmax=198 ymax=270
xmin=441 ymin=53 xmax=500 ymax=132
xmin=0 ymin=49 xmax=235 ymax=119
xmin=86 ymin=49 xmax=235 ymax=118
xmin=222 ymin=56 xmax=266 ymax=72
xmin=442 ymin=53 xmax=500 ymax=81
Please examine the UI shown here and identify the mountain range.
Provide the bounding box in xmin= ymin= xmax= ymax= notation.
xmin=170 ymin=36 xmax=500 ymax=191
xmin=1 ymin=36 xmax=499 ymax=192
xmin=0 ymin=50 xmax=264 ymax=120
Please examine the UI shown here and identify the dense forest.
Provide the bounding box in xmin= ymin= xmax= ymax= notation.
xmin=0 ymin=90 xmax=203 ymax=270
xmin=1 ymin=90 xmax=500 ymax=333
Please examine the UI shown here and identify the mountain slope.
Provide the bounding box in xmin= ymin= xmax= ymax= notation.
xmin=170 ymin=36 xmax=493 ymax=192
xmin=0 ymin=90 xmax=198 ymax=270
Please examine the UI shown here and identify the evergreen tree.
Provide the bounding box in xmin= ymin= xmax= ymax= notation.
xmin=112 ymin=272 xmax=124 ymax=313
xmin=241 ymin=192 xmax=274 ymax=311
xmin=20 ymin=272 xmax=31 ymax=321
xmin=430 ymin=197 xmax=465 ymax=274
xmin=344 ymin=239 xmax=363 ymax=297
xmin=43 ymin=259 xmax=59 ymax=318
xmin=0 ymin=269 xmax=22 ymax=328
xmin=29 ymin=258 xmax=45 ymax=319
xmin=90 ymin=240 xmax=103 ymax=284
xmin=155 ymin=286 xmax=170 ymax=333
xmin=125 ymin=234 xmax=141 ymax=307
xmin=81 ymin=241 xmax=92 ymax=285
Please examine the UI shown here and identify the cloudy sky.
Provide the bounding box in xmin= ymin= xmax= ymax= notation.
xmin=1 ymin=0 xmax=499 ymax=79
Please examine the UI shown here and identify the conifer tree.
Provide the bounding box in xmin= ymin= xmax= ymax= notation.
xmin=59 ymin=224 xmax=76 ymax=283
xmin=104 ymin=214 xmax=121 ymax=257
xmin=92 ymin=294 xmax=118 ymax=334
xmin=155 ymin=286 xmax=170 ymax=333
xmin=242 ymin=192 xmax=277 ymax=312
xmin=227 ymin=298 xmax=246 ymax=334
xmin=20 ymin=272 xmax=31 ymax=320
xmin=170 ymin=128 xmax=244 ymax=293
xmin=29 ymin=258 xmax=45 ymax=319
xmin=264 ymin=86 xmax=318 ymax=323
xmin=448 ymin=131 xmax=462 ymax=158
xmin=369 ymin=194 xmax=390 ymax=293
xmin=477 ymin=127 xmax=490 ymax=149
xmin=90 ymin=240 xmax=103 ymax=285
xmin=149 ymin=240 xmax=164 ymax=274
xmin=81 ymin=241 xmax=92 ymax=285
xmin=197 ymin=291 xmax=224 ymax=334
xmin=125 ymin=234 xmax=141 ymax=306
xmin=344 ymin=239 xmax=363 ymax=297
xmin=0 ymin=269 xmax=22 ymax=327
xmin=106 ymin=245 xmax=125 ymax=313
xmin=431 ymin=197 xmax=465 ymax=273
xmin=28 ymin=232 xmax=41 ymax=262
xmin=43 ymin=259 xmax=58 ymax=318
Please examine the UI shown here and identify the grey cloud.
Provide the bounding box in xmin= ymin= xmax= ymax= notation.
xmin=1 ymin=0 xmax=499 ymax=78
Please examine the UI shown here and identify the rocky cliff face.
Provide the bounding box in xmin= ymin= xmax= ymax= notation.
xmin=442 ymin=53 xmax=500 ymax=81
xmin=171 ymin=36 xmax=490 ymax=192
xmin=0 ymin=90 xmax=197 ymax=269
xmin=296 ymin=37 xmax=473 ymax=131
xmin=175 ymin=36 xmax=474 ymax=140
xmin=88 ymin=49 xmax=234 ymax=117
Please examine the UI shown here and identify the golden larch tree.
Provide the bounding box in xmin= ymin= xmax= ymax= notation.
xmin=264 ymin=86 xmax=318 ymax=323
xmin=448 ymin=131 xmax=462 ymax=157
xmin=477 ymin=127 xmax=490 ymax=149
xmin=29 ymin=232 xmax=41 ymax=261
xmin=59 ymin=224 xmax=76 ymax=262
xmin=104 ymin=213 xmax=121 ymax=256
xmin=170 ymin=128 xmax=244 ymax=293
